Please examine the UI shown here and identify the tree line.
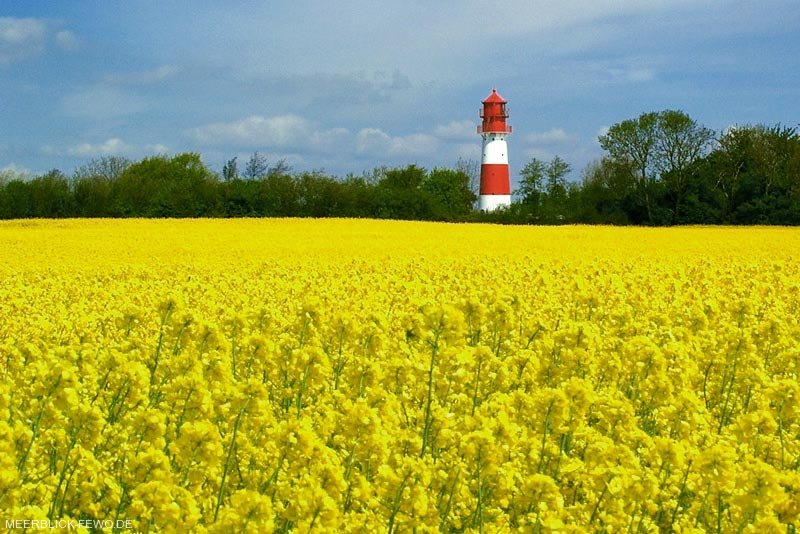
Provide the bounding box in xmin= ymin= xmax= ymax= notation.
xmin=517 ymin=112 xmax=800 ymax=225
xmin=1 ymin=110 xmax=798 ymax=224
xmin=0 ymin=153 xmax=478 ymax=221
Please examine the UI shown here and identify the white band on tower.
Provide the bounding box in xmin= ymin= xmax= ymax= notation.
xmin=482 ymin=135 xmax=509 ymax=165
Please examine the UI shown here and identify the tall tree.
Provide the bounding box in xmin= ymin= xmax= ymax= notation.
xmin=72 ymin=157 xmax=131 ymax=216
xmin=545 ymin=155 xmax=571 ymax=196
xmin=244 ymin=151 xmax=268 ymax=180
xmin=0 ymin=168 xmax=29 ymax=187
xmin=422 ymin=167 xmax=477 ymax=219
xmin=710 ymin=127 xmax=750 ymax=219
xmin=655 ymin=111 xmax=715 ymax=223
xmin=710 ymin=124 xmax=800 ymax=223
xmin=374 ymin=165 xmax=432 ymax=220
xmin=267 ymin=158 xmax=291 ymax=177
xmin=455 ymin=157 xmax=480 ymax=199
xmin=222 ymin=157 xmax=238 ymax=181
xmin=757 ymin=125 xmax=800 ymax=198
xmin=599 ymin=112 xmax=660 ymax=223
xmin=381 ymin=164 xmax=427 ymax=190
xmin=113 ymin=153 xmax=219 ymax=216
xmin=73 ymin=156 xmax=131 ymax=181
xmin=517 ymin=157 xmax=547 ymax=206
xmin=29 ymin=169 xmax=71 ymax=217
xmin=543 ymin=156 xmax=572 ymax=220
xmin=578 ymin=158 xmax=635 ymax=224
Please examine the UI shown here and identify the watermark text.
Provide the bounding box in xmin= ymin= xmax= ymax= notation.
xmin=5 ymin=519 xmax=133 ymax=530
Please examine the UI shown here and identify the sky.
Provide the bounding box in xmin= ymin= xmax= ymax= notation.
xmin=2 ymin=1 xmax=799 ymax=186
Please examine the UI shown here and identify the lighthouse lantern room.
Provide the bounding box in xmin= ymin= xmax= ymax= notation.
xmin=478 ymin=89 xmax=512 ymax=211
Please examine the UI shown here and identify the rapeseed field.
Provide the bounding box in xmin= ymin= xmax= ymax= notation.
xmin=1 ymin=219 xmax=798 ymax=533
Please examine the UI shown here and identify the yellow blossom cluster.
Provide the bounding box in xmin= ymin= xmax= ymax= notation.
xmin=1 ymin=219 xmax=799 ymax=533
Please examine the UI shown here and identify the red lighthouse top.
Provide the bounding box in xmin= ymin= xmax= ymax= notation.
xmin=479 ymin=88 xmax=511 ymax=134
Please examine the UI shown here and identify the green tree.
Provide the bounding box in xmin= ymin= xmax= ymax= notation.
xmin=336 ymin=176 xmax=375 ymax=217
xmin=244 ymin=151 xmax=268 ymax=180
xmin=599 ymin=112 xmax=660 ymax=223
xmin=267 ymin=158 xmax=291 ymax=178
xmin=256 ymin=172 xmax=298 ymax=216
xmin=545 ymin=155 xmax=571 ymax=197
xmin=0 ymin=179 xmax=32 ymax=218
xmin=709 ymin=127 xmax=751 ymax=219
xmin=113 ymin=153 xmax=219 ymax=216
xmin=455 ymin=157 xmax=480 ymax=199
xmin=381 ymin=164 xmax=427 ymax=190
xmin=422 ymin=167 xmax=477 ymax=219
xmin=577 ymin=158 xmax=636 ymax=224
xmin=655 ymin=111 xmax=715 ymax=223
xmin=29 ymin=169 xmax=72 ymax=217
xmin=0 ymin=169 xmax=32 ymax=218
xmin=516 ymin=156 xmax=571 ymax=221
xmin=73 ymin=156 xmax=131 ymax=182
xmin=517 ymin=158 xmax=546 ymax=206
xmin=297 ymin=171 xmax=338 ymax=217
xmin=542 ymin=156 xmax=572 ymax=222
xmin=72 ymin=157 xmax=131 ymax=216
xmin=222 ymin=157 xmax=239 ymax=181
xmin=0 ymin=168 xmax=26 ymax=186
xmin=374 ymin=165 xmax=434 ymax=220
xmin=710 ymin=124 xmax=800 ymax=223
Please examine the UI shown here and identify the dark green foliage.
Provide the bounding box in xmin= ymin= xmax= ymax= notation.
xmin=110 ymin=153 xmax=220 ymax=217
xmin=422 ymin=168 xmax=477 ymax=220
xmin=0 ymin=170 xmax=72 ymax=218
xmin=0 ymin=179 xmax=33 ymax=219
xmin=372 ymin=165 xmax=435 ymax=220
xmin=257 ymin=172 xmax=299 ymax=216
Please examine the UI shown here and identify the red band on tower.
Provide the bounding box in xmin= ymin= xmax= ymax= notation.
xmin=479 ymin=164 xmax=511 ymax=195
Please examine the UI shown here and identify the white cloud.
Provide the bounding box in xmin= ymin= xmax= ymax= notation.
xmin=1 ymin=162 xmax=31 ymax=176
xmin=61 ymin=85 xmax=147 ymax=119
xmin=434 ymin=120 xmax=476 ymax=141
xmin=68 ymin=138 xmax=132 ymax=157
xmin=190 ymin=113 xmax=447 ymax=160
xmin=0 ymin=18 xmax=44 ymax=44
xmin=186 ymin=114 xmax=312 ymax=147
xmin=55 ymin=30 xmax=79 ymax=51
xmin=189 ymin=115 xmax=360 ymax=158
xmin=104 ymin=65 xmax=179 ymax=85
xmin=608 ymin=66 xmax=656 ymax=83
xmin=0 ymin=19 xmax=80 ymax=63
xmin=526 ymin=128 xmax=577 ymax=145
xmin=65 ymin=138 xmax=168 ymax=157
xmin=389 ymin=133 xmax=441 ymax=157
xmin=310 ymin=127 xmax=350 ymax=153
xmin=0 ymin=17 xmax=46 ymax=64
xmin=356 ymin=128 xmax=440 ymax=157
xmin=356 ymin=128 xmax=392 ymax=154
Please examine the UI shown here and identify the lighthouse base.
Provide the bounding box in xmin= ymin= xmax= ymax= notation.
xmin=479 ymin=195 xmax=511 ymax=212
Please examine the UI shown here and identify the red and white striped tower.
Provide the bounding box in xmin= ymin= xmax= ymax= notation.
xmin=478 ymin=88 xmax=512 ymax=211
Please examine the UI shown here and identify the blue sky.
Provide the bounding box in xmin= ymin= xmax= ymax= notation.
xmin=2 ymin=1 xmax=799 ymax=185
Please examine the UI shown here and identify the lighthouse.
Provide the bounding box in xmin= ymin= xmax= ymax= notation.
xmin=478 ymin=88 xmax=512 ymax=211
